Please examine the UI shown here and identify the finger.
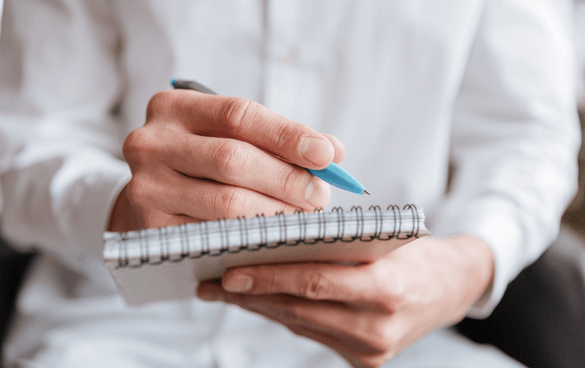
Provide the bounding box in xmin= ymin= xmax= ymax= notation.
xmin=157 ymin=90 xmax=335 ymax=170
xmin=164 ymin=134 xmax=331 ymax=210
xmin=322 ymin=134 xmax=346 ymax=164
xmin=219 ymin=262 xmax=389 ymax=304
xmin=109 ymin=183 xmax=198 ymax=231
xmin=128 ymin=168 xmax=303 ymax=222
xmin=137 ymin=211 xmax=197 ymax=229
xmin=197 ymin=282 xmax=393 ymax=358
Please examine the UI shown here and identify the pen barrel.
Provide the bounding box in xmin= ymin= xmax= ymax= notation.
xmin=172 ymin=79 xmax=217 ymax=95
xmin=307 ymin=162 xmax=366 ymax=194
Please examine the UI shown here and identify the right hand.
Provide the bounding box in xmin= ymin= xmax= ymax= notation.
xmin=108 ymin=90 xmax=345 ymax=232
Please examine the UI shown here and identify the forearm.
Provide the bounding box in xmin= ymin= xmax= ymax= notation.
xmin=431 ymin=0 xmax=580 ymax=317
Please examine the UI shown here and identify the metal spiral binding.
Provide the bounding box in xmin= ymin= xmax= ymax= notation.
xmin=403 ymin=204 xmax=420 ymax=238
xmin=213 ymin=218 xmax=229 ymax=256
xmin=200 ymin=220 xmax=210 ymax=257
xmin=115 ymin=204 xmax=421 ymax=268
xmin=397 ymin=204 xmax=418 ymax=239
xmin=178 ymin=223 xmax=189 ymax=260
xmin=296 ymin=209 xmax=308 ymax=244
xmin=322 ymin=207 xmax=343 ymax=243
xmin=233 ymin=216 xmax=248 ymax=253
xmin=352 ymin=206 xmax=365 ymax=241
xmin=119 ymin=233 xmax=129 ymax=268
xmin=369 ymin=205 xmax=383 ymax=241
xmin=276 ymin=211 xmax=286 ymax=246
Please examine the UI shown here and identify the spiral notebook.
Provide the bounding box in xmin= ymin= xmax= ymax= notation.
xmin=103 ymin=205 xmax=429 ymax=305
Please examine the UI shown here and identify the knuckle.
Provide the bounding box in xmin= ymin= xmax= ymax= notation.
xmin=365 ymin=321 xmax=398 ymax=354
xmin=279 ymin=167 xmax=303 ymax=200
xmin=275 ymin=122 xmax=303 ymax=151
xmin=262 ymin=269 xmax=279 ymax=293
xmin=213 ymin=186 xmax=247 ymax=219
xmin=213 ymin=140 xmax=249 ymax=181
xmin=222 ymin=97 xmax=257 ymax=135
xmin=278 ymin=304 xmax=304 ymax=326
xmin=378 ymin=297 xmax=396 ymax=314
xmin=302 ymin=272 xmax=331 ymax=300
xmin=371 ymin=265 xmax=405 ymax=312
xmin=385 ymin=278 xmax=408 ymax=311
xmin=122 ymin=127 xmax=160 ymax=165
xmin=386 ymin=291 xmax=407 ymax=312
xmin=345 ymin=318 xmax=399 ymax=368
xmin=145 ymin=90 xmax=175 ymax=120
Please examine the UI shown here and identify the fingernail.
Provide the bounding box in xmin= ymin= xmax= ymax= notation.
xmin=301 ymin=137 xmax=333 ymax=167
xmin=223 ymin=273 xmax=253 ymax=292
xmin=305 ymin=178 xmax=331 ymax=208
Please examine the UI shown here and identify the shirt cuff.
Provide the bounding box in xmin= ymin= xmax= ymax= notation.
xmin=431 ymin=195 xmax=553 ymax=319
xmin=463 ymin=199 xmax=522 ymax=318
xmin=56 ymin=153 xmax=132 ymax=262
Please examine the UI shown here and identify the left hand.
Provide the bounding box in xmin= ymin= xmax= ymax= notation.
xmin=197 ymin=235 xmax=494 ymax=368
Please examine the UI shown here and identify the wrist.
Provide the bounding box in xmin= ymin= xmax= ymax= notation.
xmin=108 ymin=184 xmax=140 ymax=232
xmin=449 ymin=234 xmax=495 ymax=308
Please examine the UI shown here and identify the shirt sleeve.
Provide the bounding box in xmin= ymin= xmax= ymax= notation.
xmin=0 ymin=0 xmax=131 ymax=281
xmin=432 ymin=0 xmax=582 ymax=318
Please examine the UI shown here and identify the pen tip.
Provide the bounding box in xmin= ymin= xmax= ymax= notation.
xmin=171 ymin=78 xmax=177 ymax=86
xmin=363 ymin=190 xmax=371 ymax=196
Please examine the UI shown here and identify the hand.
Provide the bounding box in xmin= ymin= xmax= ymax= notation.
xmin=108 ymin=90 xmax=345 ymax=231
xmin=197 ymin=235 xmax=495 ymax=368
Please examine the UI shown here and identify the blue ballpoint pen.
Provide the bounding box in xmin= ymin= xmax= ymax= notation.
xmin=171 ymin=79 xmax=371 ymax=195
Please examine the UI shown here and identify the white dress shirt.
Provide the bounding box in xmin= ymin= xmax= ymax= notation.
xmin=0 ymin=0 xmax=580 ymax=366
